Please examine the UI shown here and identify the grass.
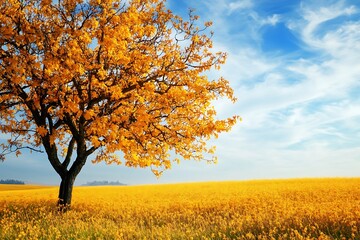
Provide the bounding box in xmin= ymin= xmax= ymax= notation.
xmin=0 ymin=184 xmax=53 ymax=191
xmin=0 ymin=178 xmax=360 ymax=239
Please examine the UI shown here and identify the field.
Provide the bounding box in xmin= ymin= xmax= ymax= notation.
xmin=0 ymin=178 xmax=360 ymax=239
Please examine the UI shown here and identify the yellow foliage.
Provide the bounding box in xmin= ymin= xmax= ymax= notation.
xmin=0 ymin=0 xmax=238 ymax=177
xmin=1 ymin=178 xmax=360 ymax=239
xmin=36 ymin=126 xmax=48 ymax=137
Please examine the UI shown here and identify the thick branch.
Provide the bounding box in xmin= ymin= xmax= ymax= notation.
xmin=64 ymin=113 xmax=80 ymax=140
xmin=62 ymin=137 xmax=75 ymax=169
xmin=42 ymin=137 xmax=66 ymax=178
xmin=85 ymin=146 xmax=97 ymax=156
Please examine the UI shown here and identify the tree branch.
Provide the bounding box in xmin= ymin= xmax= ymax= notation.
xmin=85 ymin=146 xmax=97 ymax=157
xmin=62 ymin=137 xmax=75 ymax=169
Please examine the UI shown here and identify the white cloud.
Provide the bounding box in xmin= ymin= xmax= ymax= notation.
xmin=299 ymin=2 xmax=359 ymax=51
xmin=249 ymin=12 xmax=281 ymax=26
xmin=228 ymin=0 xmax=253 ymax=13
xmin=210 ymin=0 xmax=360 ymax=178
xmin=265 ymin=14 xmax=280 ymax=26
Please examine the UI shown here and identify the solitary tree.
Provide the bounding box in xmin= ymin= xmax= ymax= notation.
xmin=0 ymin=0 xmax=238 ymax=210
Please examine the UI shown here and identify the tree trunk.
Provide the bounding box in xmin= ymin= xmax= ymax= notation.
xmin=57 ymin=174 xmax=75 ymax=212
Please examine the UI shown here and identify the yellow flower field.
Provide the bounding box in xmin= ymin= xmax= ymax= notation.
xmin=1 ymin=178 xmax=360 ymax=239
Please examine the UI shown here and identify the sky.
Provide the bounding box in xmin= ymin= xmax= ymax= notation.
xmin=1 ymin=0 xmax=360 ymax=185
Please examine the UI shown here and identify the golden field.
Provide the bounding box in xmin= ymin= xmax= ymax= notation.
xmin=0 ymin=178 xmax=360 ymax=239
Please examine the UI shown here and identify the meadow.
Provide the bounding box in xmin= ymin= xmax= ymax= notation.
xmin=0 ymin=178 xmax=359 ymax=239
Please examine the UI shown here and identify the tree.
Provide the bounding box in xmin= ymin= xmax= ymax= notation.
xmin=0 ymin=179 xmax=25 ymax=184
xmin=0 ymin=0 xmax=238 ymax=210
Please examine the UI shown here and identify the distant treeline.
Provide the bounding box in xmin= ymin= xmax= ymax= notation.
xmin=83 ymin=180 xmax=126 ymax=186
xmin=0 ymin=179 xmax=25 ymax=184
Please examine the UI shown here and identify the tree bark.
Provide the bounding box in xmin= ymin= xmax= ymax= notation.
xmin=57 ymin=173 xmax=75 ymax=212
xmin=56 ymin=153 xmax=88 ymax=212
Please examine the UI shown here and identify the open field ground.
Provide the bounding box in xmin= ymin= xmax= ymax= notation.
xmin=1 ymin=178 xmax=360 ymax=239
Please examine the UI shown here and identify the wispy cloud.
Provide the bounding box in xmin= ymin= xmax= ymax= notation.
xmin=228 ymin=0 xmax=253 ymax=13
xmin=206 ymin=0 xmax=360 ymax=178
xmin=174 ymin=0 xmax=360 ymax=169
xmin=296 ymin=1 xmax=359 ymax=54
xmin=249 ymin=12 xmax=281 ymax=26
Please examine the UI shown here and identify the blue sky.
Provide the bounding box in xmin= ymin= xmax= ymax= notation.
xmin=1 ymin=0 xmax=360 ymax=185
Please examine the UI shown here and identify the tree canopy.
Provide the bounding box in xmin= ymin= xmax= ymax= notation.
xmin=0 ymin=0 xmax=238 ymax=207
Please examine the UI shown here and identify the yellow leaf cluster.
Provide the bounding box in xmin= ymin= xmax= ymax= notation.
xmin=0 ymin=0 xmax=239 ymax=175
